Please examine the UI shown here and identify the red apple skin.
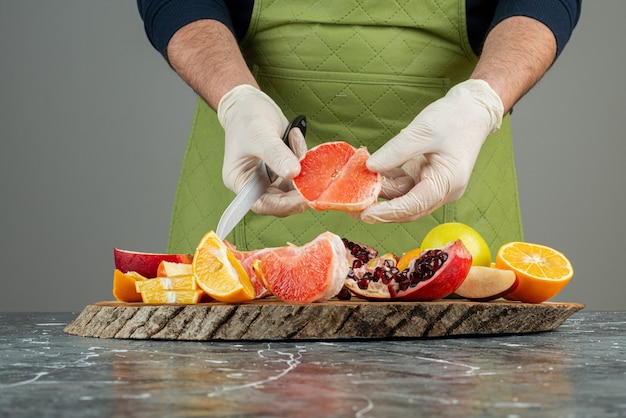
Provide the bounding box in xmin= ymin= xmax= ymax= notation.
xmin=113 ymin=248 xmax=192 ymax=278
xmin=454 ymin=265 xmax=519 ymax=302
xmin=344 ymin=240 xmax=473 ymax=302
xmin=392 ymin=240 xmax=473 ymax=301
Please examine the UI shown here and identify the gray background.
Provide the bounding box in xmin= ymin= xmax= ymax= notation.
xmin=1 ymin=2 xmax=624 ymax=312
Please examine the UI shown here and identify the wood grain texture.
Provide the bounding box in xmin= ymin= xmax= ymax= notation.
xmin=64 ymin=299 xmax=584 ymax=341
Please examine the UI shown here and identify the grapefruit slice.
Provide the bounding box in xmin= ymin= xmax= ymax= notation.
xmin=293 ymin=141 xmax=382 ymax=212
xmin=252 ymin=232 xmax=349 ymax=303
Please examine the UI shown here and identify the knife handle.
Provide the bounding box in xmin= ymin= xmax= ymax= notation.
xmin=266 ymin=115 xmax=307 ymax=182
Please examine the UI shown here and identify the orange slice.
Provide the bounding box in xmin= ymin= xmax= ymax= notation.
xmin=156 ymin=261 xmax=193 ymax=277
xmin=192 ymin=230 xmax=255 ymax=303
xmin=135 ymin=276 xmax=197 ymax=293
xmin=495 ymin=242 xmax=573 ymax=303
xmin=113 ymin=269 xmax=147 ymax=302
xmin=140 ymin=289 xmax=204 ymax=304
xmin=397 ymin=247 xmax=421 ymax=271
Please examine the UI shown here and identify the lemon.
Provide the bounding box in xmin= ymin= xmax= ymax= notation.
xmin=420 ymin=222 xmax=491 ymax=267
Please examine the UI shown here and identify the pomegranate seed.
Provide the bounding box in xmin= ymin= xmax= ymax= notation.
xmin=336 ymin=287 xmax=352 ymax=300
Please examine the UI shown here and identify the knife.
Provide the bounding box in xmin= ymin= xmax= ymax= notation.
xmin=215 ymin=115 xmax=307 ymax=240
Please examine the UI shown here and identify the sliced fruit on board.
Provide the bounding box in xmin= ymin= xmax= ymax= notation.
xmin=252 ymin=231 xmax=349 ymax=303
xmin=496 ymin=241 xmax=574 ymax=303
xmin=156 ymin=261 xmax=193 ymax=278
xmin=394 ymin=240 xmax=472 ymax=301
xmin=192 ymin=230 xmax=255 ymax=303
xmin=454 ymin=265 xmax=518 ymax=302
xmin=344 ymin=252 xmax=399 ymax=301
xmin=140 ymin=289 xmax=204 ymax=304
xmin=293 ymin=141 xmax=382 ymax=212
xmin=421 ymin=222 xmax=491 ymax=267
xmin=225 ymin=242 xmax=275 ymax=298
xmin=112 ymin=269 xmax=147 ymax=303
xmin=345 ymin=239 xmax=472 ymax=301
xmin=135 ymin=276 xmax=197 ymax=293
xmin=114 ymin=248 xmax=192 ymax=278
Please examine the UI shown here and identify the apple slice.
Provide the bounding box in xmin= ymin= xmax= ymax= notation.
xmin=454 ymin=265 xmax=519 ymax=302
xmin=114 ymin=248 xmax=192 ymax=278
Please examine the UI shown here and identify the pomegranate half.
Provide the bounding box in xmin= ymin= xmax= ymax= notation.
xmin=345 ymin=240 xmax=473 ymax=301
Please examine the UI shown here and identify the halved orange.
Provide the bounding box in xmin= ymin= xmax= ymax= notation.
xmin=140 ymin=289 xmax=204 ymax=304
xmin=397 ymin=247 xmax=421 ymax=271
xmin=135 ymin=276 xmax=197 ymax=293
xmin=495 ymin=242 xmax=573 ymax=303
xmin=192 ymin=230 xmax=255 ymax=303
xmin=113 ymin=269 xmax=147 ymax=302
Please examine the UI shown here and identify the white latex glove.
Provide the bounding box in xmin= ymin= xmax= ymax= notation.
xmin=360 ymin=79 xmax=504 ymax=223
xmin=252 ymin=127 xmax=309 ymax=217
xmin=217 ymin=84 xmax=306 ymax=217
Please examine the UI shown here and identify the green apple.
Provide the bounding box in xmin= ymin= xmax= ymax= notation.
xmin=420 ymin=222 xmax=491 ymax=267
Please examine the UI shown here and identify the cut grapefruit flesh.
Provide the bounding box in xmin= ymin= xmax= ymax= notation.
xmin=252 ymin=232 xmax=349 ymax=303
xmin=293 ymin=141 xmax=381 ymax=212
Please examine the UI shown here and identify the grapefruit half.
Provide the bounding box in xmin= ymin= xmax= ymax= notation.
xmin=252 ymin=231 xmax=349 ymax=303
xmin=293 ymin=141 xmax=382 ymax=212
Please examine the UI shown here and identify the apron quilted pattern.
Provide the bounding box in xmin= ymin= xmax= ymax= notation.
xmin=167 ymin=0 xmax=523 ymax=257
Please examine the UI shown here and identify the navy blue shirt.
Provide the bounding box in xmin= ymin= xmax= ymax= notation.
xmin=138 ymin=0 xmax=581 ymax=61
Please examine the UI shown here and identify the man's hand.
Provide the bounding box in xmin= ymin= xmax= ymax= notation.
xmin=360 ymin=79 xmax=504 ymax=223
xmin=218 ymin=85 xmax=308 ymax=217
xmin=217 ymin=84 xmax=297 ymax=192
xmin=360 ymin=15 xmax=557 ymax=224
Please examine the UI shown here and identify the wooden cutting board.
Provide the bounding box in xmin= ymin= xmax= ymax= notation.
xmin=64 ymin=299 xmax=584 ymax=341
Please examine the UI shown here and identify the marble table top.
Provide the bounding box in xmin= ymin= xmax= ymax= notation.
xmin=1 ymin=310 xmax=625 ymax=417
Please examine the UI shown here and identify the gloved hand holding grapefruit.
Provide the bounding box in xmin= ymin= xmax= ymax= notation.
xmin=292 ymin=141 xmax=382 ymax=212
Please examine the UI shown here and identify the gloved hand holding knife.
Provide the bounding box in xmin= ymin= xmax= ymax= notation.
xmin=218 ymin=84 xmax=300 ymax=193
xmin=216 ymin=84 xmax=308 ymax=238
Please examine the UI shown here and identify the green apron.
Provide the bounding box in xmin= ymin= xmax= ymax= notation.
xmin=168 ymin=0 xmax=523 ymax=257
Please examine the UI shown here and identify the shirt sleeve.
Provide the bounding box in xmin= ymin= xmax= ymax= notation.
xmin=136 ymin=0 xmax=235 ymax=61
xmin=490 ymin=0 xmax=582 ymax=57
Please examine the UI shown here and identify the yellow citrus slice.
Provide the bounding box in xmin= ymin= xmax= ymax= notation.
xmin=396 ymin=247 xmax=421 ymax=271
xmin=135 ymin=276 xmax=196 ymax=293
xmin=113 ymin=269 xmax=147 ymax=302
xmin=140 ymin=289 xmax=204 ymax=304
xmin=495 ymin=241 xmax=573 ymax=303
xmin=156 ymin=261 xmax=193 ymax=277
xmin=192 ymin=230 xmax=255 ymax=303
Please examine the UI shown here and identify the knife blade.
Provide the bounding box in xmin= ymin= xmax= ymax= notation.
xmin=215 ymin=115 xmax=307 ymax=240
